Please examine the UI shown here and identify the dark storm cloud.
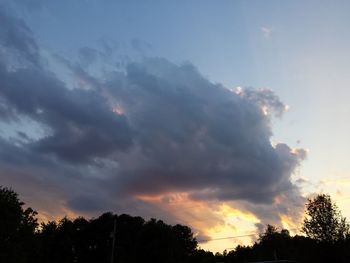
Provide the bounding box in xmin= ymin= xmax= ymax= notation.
xmin=0 ymin=7 xmax=306 ymax=226
xmin=67 ymin=194 xmax=112 ymax=212
xmin=99 ymin=59 xmax=306 ymax=205
xmin=0 ymin=62 xmax=133 ymax=163
xmin=0 ymin=9 xmax=133 ymax=163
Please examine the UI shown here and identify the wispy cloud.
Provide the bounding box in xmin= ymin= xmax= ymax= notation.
xmin=261 ymin=26 xmax=273 ymax=39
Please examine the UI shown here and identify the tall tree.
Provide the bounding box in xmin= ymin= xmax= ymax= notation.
xmin=302 ymin=194 xmax=350 ymax=243
xmin=0 ymin=186 xmax=38 ymax=262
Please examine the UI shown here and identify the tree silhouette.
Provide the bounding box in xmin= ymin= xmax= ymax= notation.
xmin=302 ymin=194 xmax=350 ymax=243
xmin=4 ymin=185 xmax=350 ymax=263
xmin=0 ymin=186 xmax=38 ymax=263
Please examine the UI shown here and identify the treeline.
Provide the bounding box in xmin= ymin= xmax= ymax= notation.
xmin=34 ymin=213 xmax=197 ymax=263
xmin=225 ymin=225 xmax=350 ymax=263
xmin=1 ymin=186 xmax=350 ymax=263
xmin=1 ymin=186 xmax=198 ymax=263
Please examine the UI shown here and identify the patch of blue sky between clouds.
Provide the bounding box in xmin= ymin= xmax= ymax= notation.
xmin=0 ymin=115 xmax=49 ymax=143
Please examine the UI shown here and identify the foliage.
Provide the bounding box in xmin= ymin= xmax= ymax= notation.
xmin=0 ymin=186 xmax=38 ymax=263
xmin=302 ymin=194 xmax=350 ymax=243
xmin=2 ymin=186 xmax=350 ymax=263
xmin=36 ymin=213 xmax=198 ymax=263
xmin=189 ymin=249 xmax=216 ymax=263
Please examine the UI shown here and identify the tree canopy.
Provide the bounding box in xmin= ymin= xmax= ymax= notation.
xmin=302 ymin=194 xmax=350 ymax=243
xmin=0 ymin=186 xmax=38 ymax=263
xmin=2 ymin=186 xmax=350 ymax=263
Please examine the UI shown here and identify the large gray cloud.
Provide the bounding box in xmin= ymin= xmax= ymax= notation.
xmin=102 ymin=59 xmax=305 ymax=205
xmin=0 ymin=7 xmax=306 ymax=231
xmin=0 ymin=63 xmax=133 ymax=163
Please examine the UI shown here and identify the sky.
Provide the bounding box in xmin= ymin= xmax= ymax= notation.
xmin=1 ymin=0 xmax=350 ymax=252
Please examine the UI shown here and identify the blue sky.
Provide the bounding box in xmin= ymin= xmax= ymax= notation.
xmin=2 ymin=0 xmax=350 ymax=252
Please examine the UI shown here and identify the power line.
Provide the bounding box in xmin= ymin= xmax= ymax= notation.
xmin=197 ymin=228 xmax=300 ymax=243
xmin=197 ymin=233 xmax=257 ymax=243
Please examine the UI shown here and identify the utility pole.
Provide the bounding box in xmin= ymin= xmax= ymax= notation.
xmin=273 ymin=249 xmax=278 ymax=261
xmin=111 ymin=217 xmax=117 ymax=263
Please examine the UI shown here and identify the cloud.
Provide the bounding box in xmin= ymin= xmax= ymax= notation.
xmin=0 ymin=64 xmax=133 ymax=163
xmin=261 ymin=26 xmax=273 ymax=39
xmin=78 ymin=47 xmax=99 ymax=67
xmin=0 ymin=8 xmax=307 ymax=238
xmin=0 ymin=7 xmax=39 ymax=65
xmin=104 ymin=61 xmax=305 ymax=206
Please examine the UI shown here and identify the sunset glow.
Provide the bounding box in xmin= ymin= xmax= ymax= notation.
xmin=1 ymin=0 xmax=350 ymax=254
